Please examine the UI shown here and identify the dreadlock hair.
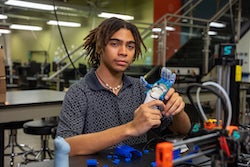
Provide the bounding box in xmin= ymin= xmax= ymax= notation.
xmin=83 ymin=17 xmax=147 ymax=68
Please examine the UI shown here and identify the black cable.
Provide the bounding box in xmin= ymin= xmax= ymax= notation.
xmin=51 ymin=0 xmax=84 ymax=77
xmin=229 ymin=0 xmax=236 ymax=43
xmin=187 ymin=83 xmax=229 ymax=129
xmin=186 ymin=83 xmax=229 ymax=130
xmin=142 ymin=136 xmax=166 ymax=152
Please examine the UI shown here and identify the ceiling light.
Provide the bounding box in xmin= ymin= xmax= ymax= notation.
xmin=152 ymin=28 xmax=161 ymax=32
xmin=209 ymin=22 xmax=225 ymax=28
xmin=165 ymin=26 xmax=175 ymax=31
xmin=208 ymin=31 xmax=217 ymax=35
xmin=152 ymin=26 xmax=175 ymax=32
xmin=0 ymin=14 xmax=8 ymax=19
xmin=151 ymin=34 xmax=158 ymax=39
xmin=5 ymin=0 xmax=56 ymax=11
xmin=181 ymin=19 xmax=188 ymax=23
xmin=47 ymin=20 xmax=81 ymax=27
xmin=0 ymin=29 xmax=11 ymax=34
xmin=10 ymin=24 xmax=43 ymax=31
xmin=98 ymin=12 xmax=134 ymax=20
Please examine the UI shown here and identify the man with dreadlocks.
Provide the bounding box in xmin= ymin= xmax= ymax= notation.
xmin=56 ymin=17 xmax=191 ymax=156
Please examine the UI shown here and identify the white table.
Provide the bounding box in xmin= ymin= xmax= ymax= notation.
xmin=0 ymin=89 xmax=65 ymax=167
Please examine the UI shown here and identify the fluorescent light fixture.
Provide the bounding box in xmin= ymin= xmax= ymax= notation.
xmin=4 ymin=0 xmax=56 ymax=11
xmin=10 ymin=24 xmax=43 ymax=31
xmin=151 ymin=34 xmax=158 ymax=39
xmin=47 ymin=20 xmax=81 ymax=27
xmin=208 ymin=31 xmax=217 ymax=35
xmin=152 ymin=26 xmax=175 ymax=32
xmin=181 ymin=18 xmax=188 ymax=23
xmin=98 ymin=12 xmax=134 ymax=20
xmin=165 ymin=26 xmax=175 ymax=31
xmin=0 ymin=29 xmax=11 ymax=34
xmin=0 ymin=14 xmax=8 ymax=19
xmin=209 ymin=22 xmax=225 ymax=28
xmin=152 ymin=28 xmax=161 ymax=32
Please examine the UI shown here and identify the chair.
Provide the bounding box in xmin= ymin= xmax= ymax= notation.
xmin=4 ymin=120 xmax=33 ymax=167
xmin=22 ymin=118 xmax=58 ymax=162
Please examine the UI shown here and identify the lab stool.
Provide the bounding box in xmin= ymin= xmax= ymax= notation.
xmin=22 ymin=119 xmax=58 ymax=162
xmin=4 ymin=120 xmax=33 ymax=167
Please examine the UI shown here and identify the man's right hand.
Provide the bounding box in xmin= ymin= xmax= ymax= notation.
xmin=127 ymin=100 xmax=165 ymax=136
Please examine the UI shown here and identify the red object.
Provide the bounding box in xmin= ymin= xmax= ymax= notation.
xmin=219 ymin=136 xmax=231 ymax=158
xmin=153 ymin=0 xmax=181 ymax=65
xmin=156 ymin=142 xmax=173 ymax=167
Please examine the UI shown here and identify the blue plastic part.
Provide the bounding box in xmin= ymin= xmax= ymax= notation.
xmin=107 ymin=155 xmax=113 ymax=159
xmin=173 ymin=148 xmax=181 ymax=160
xmin=125 ymin=157 xmax=131 ymax=162
xmin=86 ymin=159 xmax=97 ymax=166
xmin=143 ymin=149 xmax=150 ymax=154
xmin=151 ymin=161 xmax=157 ymax=167
xmin=141 ymin=67 xmax=176 ymax=104
xmin=103 ymin=165 xmax=108 ymax=167
xmin=184 ymin=145 xmax=200 ymax=163
xmin=112 ymin=159 xmax=120 ymax=164
xmin=114 ymin=145 xmax=142 ymax=159
xmin=54 ymin=136 xmax=70 ymax=167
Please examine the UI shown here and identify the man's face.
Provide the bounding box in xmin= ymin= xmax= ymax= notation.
xmin=100 ymin=28 xmax=136 ymax=73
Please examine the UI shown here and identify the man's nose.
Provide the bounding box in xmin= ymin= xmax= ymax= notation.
xmin=118 ymin=45 xmax=127 ymax=55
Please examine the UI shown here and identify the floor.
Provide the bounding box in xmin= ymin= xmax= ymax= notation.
xmin=4 ymin=128 xmax=54 ymax=167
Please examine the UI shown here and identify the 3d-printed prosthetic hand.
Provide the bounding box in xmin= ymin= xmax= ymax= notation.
xmin=140 ymin=67 xmax=176 ymax=103
xmin=54 ymin=136 xmax=70 ymax=167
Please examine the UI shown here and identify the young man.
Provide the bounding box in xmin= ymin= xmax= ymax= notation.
xmin=56 ymin=17 xmax=191 ymax=156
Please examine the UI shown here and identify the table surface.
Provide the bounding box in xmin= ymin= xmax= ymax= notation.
xmin=0 ymin=89 xmax=65 ymax=123
xmin=19 ymin=148 xmax=157 ymax=167
xmin=1 ymin=89 xmax=65 ymax=107
xmin=0 ymin=89 xmax=65 ymax=167
xmin=18 ymin=145 xmax=212 ymax=167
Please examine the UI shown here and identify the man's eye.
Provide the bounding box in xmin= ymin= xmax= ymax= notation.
xmin=127 ymin=44 xmax=135 ymax=49
xmin=110 ymin=42 xmax=119 ymax=47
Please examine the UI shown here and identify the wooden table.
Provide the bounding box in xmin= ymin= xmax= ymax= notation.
xmin=0 ymin=89 xmax=65 ymax=167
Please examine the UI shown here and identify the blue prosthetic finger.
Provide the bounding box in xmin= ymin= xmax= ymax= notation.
xmin=140 ymin=76 xmax=152 ymax=89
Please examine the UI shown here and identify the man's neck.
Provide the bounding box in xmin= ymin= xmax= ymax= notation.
xmin=95 ymin=67 xmax=123 ymax=87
